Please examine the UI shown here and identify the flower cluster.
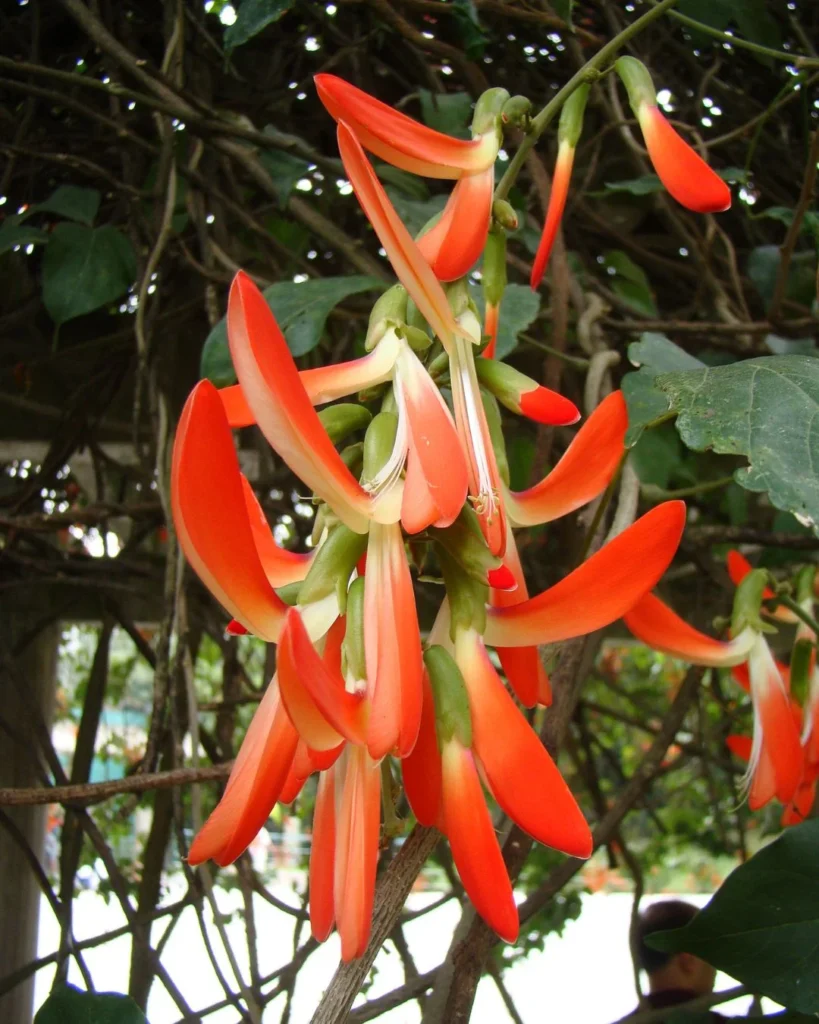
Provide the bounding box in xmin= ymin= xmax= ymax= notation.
xmin=625 ymin=553 xmax=819 ymax=827
xmin=171 ymin=67 xmax=729 ymax=958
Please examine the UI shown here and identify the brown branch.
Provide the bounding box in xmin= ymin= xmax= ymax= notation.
xmin=604 ymin=316 xmax=818 ymax=335
xmin=0 ymin=763 xmax=233 ymax=807
xmin=686 ymin=526 xmax=819 ymax=551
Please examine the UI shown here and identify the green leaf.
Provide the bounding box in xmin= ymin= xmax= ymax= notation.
xmin=748 ymin=245 xmax=817 ymax=309
xmin=552 ymin=0 xmax=573 ymax=26
xmin=765 ymin=333 xmax=817 ymax=357
xmin=27 ymin=185 xmax=101 ymax=226
xmin=655 ymin=355 xmax=819 ymax=535
xmin=0 ymin=215 xmax=50 ymax=255
xmin=507 ymin=434 xmax=537 ymax=491
xmin=418 ymin=90 xmax=473 ymax=139
xmin=385 ymin=188 xmax=447 ymax=237
xmin=648 ymin=819 xmax=819 ymax=1013
xmin=630 ymin=425 xmax=683 ymax=489
xmin=42 ymin=223 xmax=136 ymax=325
xmin=470 ymin=283 xmax=540 ymax=360
xmin=35 ymin=984 xmax=148 ymax=1024
xmin=201 ymin=275 xmax=383 ymax=385
xmin=760 ymin=207 xmax=819 ymax=247
xmin=224 ymin=0 xmax=294 ymax=50
xmin=451 ymin=0 xmax=488 ymax=60
xmin=375 ymin=164 xmax=430 ymax=200
xmin=258 ymin=144 xmax=311 ymax=206
xmin=602 ymin=250 xmax=658 ymax=317
xmin=622 ymin=333 xmax=704 ymax=445
xmin=678 ymin=0 xmax=782 ymax=58
xmin=603 ymin=174 xmax=664 ymax=196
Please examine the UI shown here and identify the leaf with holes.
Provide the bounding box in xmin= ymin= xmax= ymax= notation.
xmin=224 ymin=0 xmax=295 ymax=51
xmin=622 ymin=333 xmax=705 ymax=445
xmin=469 ymin=283 xmax=540 ymax=360
xmin=201 ymin=275 xmax=383 ymax=385
xmin=42 ymin=223 xmax=136 ymax=326
xmin=655 ymin=355 xmax=819 ymax=535
xmin=35 ymin=984 xmax=148 ymax=1024
xmin=649 ymin=819 xmax=819 ymax=1013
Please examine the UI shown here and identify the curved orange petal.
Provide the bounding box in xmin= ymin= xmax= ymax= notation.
xmin=417 ymin=167 xmax=494 ymax=282
xmin=188 ymin=674 xmax=298 ymax=866
xmin=639 ymin=105 xmax=731 ymax=214
xmin=334 ymin=747 xmax=381 ymax=961
xmin=171 ymin=380 xmax=287 ymax=642
xmin=530 ymin=141 xmax=573 ymax=290
xmin=280 ymin=761 xmax=307 ymax=805
xmin=441 ymin=739 xmax=519 ymax=942
xmin=401 ymin=669 xmax=443 ymax=827
xmin=300 ymin=334 xmax=400 ymax=405
xmin=278 ymin=608 xmax=367 ymax=748
xmin=316 ymin=74 xmax=497 ymax=178
xmin=401 ymin=442 xmax=442 ymax=535
xmin=748 ymin=637 xmax=802 ymax=807
xmin=310 ymin=764 xmax=337 ymax=942
xmin=220 ymin=384 xmax=254 ymax=428
xmin=241 ymin=476 xmax=313 ymax=588
xmin=726 ymin=734 xmax=751 ymax=762
xmin=457 ymin=629 xmax=591 ymax=857
xmin=227 ymin=271 xmax=373 ymax=533
xmin=485 ymin=501 xmax=686 ymax=648
xmin=624 ymin=592 xmax=755 ymax=668
xmin=336 ymin=122 xmax=461 ymax=353
xmin=364 ymin=522 xmax=424 ymax=758
xmin=505 ymin=391 xmax=627 ymax=527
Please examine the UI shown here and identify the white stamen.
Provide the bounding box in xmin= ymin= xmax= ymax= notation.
xmin=365 ymin=379 xmax=408 ymax=499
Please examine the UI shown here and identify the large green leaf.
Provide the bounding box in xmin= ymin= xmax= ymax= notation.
xmin=748 ymin=245 xmax=818 ymax=308
xmin=649 ymin=819 xmax=819 ymax=1014
xmin=655 ymin=355 xmax=819 ymax=535
xmin=259 ymin=144 xmax=311 ymax=206
xmin=418 ymin=90 xmax=473 ymax=139
xmin=27 ymin=184 xmax=101 ymax=226
xmin=224 ymin=0 xmax=294 ymax=51
xmin=469 ymin=283 xmax=540 ymax=360
xmin=200 ymin=275 xmax=383 ymax=385
xmin=42 ymin=223 xmax=136 ymax=325
xmin=36 ymin=984 xmax=148 ymax=1024
xmin=622 ymin=333 xmax=704 ymax=445
xmin=451 ymin=1 xmax=487 ymax=60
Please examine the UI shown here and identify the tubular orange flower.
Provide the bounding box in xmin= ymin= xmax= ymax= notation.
xmin=475 ymin=356 xmax=580 ymax=427
xmin=416 ymin=166 xmax=494 ymax=281
xmin=485 ymin=501 xmax=686 ymax=648
xmin=315 ymin=74 xmax=498 ymax=179
xmin=530 ymin=140 xmax=574 ymax=290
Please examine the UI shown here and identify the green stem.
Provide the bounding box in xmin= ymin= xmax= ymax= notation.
xmin=494 ymin=0 xmax=682 ymax=202
xmin=641 ymin=475 xmax=734 ymax=501
xmin=519 ymin=332 xmax=590 ymax=368
xmin=773 ymin=593 xmax=819 ymax=637
xmin=380 ymin=760 xmax=404 ymax=838
xmin=650 ymin=1 xmax=819 ymax=68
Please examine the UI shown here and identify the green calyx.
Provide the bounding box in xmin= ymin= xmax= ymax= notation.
xmin=397 ymin=323 xmax=432 ymax=353
xmin=365 ymin=284 xmax=408 ymax=351
xmin=298 ymin=522 xmax=367 ymax=611
xmin=424 ymin=645 xmax=473 ymax=750
xmin=343 ymin=576 xmax=367 ymax=684
xmin=501 ymin=94 xmax=532 ymax=129
xmin=437 ymin=545 xmax=488 ymax=637
xmin=275 ymin=581 xmax=302 ymax=606
xmin=472 ymin=87 xmax=510 ymax=135
xmin=363 ymin=411 xmax=398 ymax=482
xmin=614 ymin=56 xmax=657 ymax=114
xmin=482 ymin=228 xmax=508 ymax=307
xmin=732 ymin=569 xmax=777 ymax=635
xmin=318 ymin=403 xmax=372 ymax=444
xmin=557 ymin=84 xmax=590 ymax=148
xmin=491 ymin=199 xmax=518 ymax=232
xmin=474 ymin=353 xmax=537 ymax=413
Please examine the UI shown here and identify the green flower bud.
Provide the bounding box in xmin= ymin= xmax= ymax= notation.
xmin=501 ymin=94 xmax=532 ymax=129
xmin=339 ymin=442 xmax=364 ymax=476
xmin=482 ymin=228 xmax=507 ymax=307
xmin=558 ymin=84 xmax=589 ymax=148
xmin=424 ymin=645 xmax=473 ymax=749
xmin=444 ymin=279 xmax=471 ymax=319
xmin=437 ymin=546 xmax=487 ymax=637
xmin=732 ymin=568 xmax=777 ymax=636
xmin=298 ymin=523 xmax=367 ymax=607
xmin=343 ymin=576 xmax=367 ymax=687
xmin=318 ymin=403 xmax=372 ymax=445
xmin=491 ymin=199 xmax=519 ymax=231
xmin=432 ymin=504 xmax=500 ymax=585
xmin=427 ymin=350 xmax=450 ymax=381
xmin=398 ymin=324 xmax=433 ymax=353
xmin=614 ymin=56 xmax=657 ymax=114
xmin=363 ymin=411 xmax=398 ymax=482
xmin=472 ymin=87 xmax=511 ymax=135
xmin=790 ymin=637 xmax=814 ymax=707
xmin=366 ymin=284 xmax=408 ymax=351
xmin=275 ymin=581 xmax=302 ymax=606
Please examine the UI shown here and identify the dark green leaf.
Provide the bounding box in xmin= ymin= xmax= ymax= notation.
xmin=760 ymin=207 xmax=819 ymax=247
xmin=765 ymin=334 xmax=817 ymax=357
xmin=28 ymin=185 xmax=101 ymax=226
xmin=655 ymin=355 xmax=819 ymax=535
xmin=36 ymin=983 xmax=148 ymax=1024
xmin=469 ymin=284 xmax=540 ymax=360
xmin=201 ymin=275 xmax=383 ymax=384
xmin=622 ymin=333 xmax=704 ymax=445
xmin=224 ymin=0 xmax=294 ymax=50
xmin=385 ymin=188 xmax=447 ymax=237
xmin=0 ymin=215 xmax=50 ymax=255
xmin=418 ymin=91 xmax=473 ymax=139
xmin=603 ymin=174 xmax=664 ymax=196
xmin=374 ymin=164 xmax=430 ymax=200
xmin=451 ymin=0 xmax=488 ymax=60
xmin=42 ymin=223 xmax=136 ymax=325
xmin=678 ymin=0 xmax=782 ymax=58
xmin=648 ymin=819 xmax=819 ymax=1013
xmin=507 ymin=434 xmax=537 ymax=491
xmin=630 ymin=425 xmax=683 ymax=489
xmin=552 ymin=0 xmax=573 ymax=26
xmin=259 ymin=142 xmax=311 ymax=206
xmin=748 ymin=245 xmax=817 ymax=309
xmin=602 ymin=250 xmax=658 ymax=317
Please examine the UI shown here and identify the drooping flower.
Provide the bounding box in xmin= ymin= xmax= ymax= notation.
xmin=615 ymin=57 xmax=731 ymax=214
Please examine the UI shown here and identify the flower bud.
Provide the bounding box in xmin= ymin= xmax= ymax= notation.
xmin=482 ymin=228 xmax=507 ymax=307
xmin=491 ymin=199 xmax=518 ymax=232
xmin=318 ymin=403 xmax=372 ymax=444
xmin=432 ymin=504 xmax=501 ymax=584
xmin=424 ymin=645 xmax=473 ymax=749
xmin=437 ymin=546 xmax=488 ymax=637
xmin=501 ymin=94 xmax=532 ymax=129
xmin=790 ymin=637 xmax=814 ymax=707
xmin=298 ymin=523 xmax=367 ymax=608
xmin=398 ymin=323 xmax=433 ymax=353
xmin=362 ymin=411 xmax=399 ymax=482
xmin=366 ymin=284 xmax=408 ymax=351
xmin=343 ymin=575 xmax=367 ymax=693
xmin=472 ymin=87 xmax=511 ymax=135
xmin=558 ymin=84 xmax=589 ymax=148
xmin=614 ymin=56 xmax=656 ymax=112
xmin=732 ymin=568 xmax=777 ymax=636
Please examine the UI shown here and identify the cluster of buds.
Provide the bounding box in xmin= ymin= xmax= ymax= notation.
xmin=626 ymin=555 xmax=819 ymax=826
xmin=171 ymin=65 xmax=730 ymax=958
